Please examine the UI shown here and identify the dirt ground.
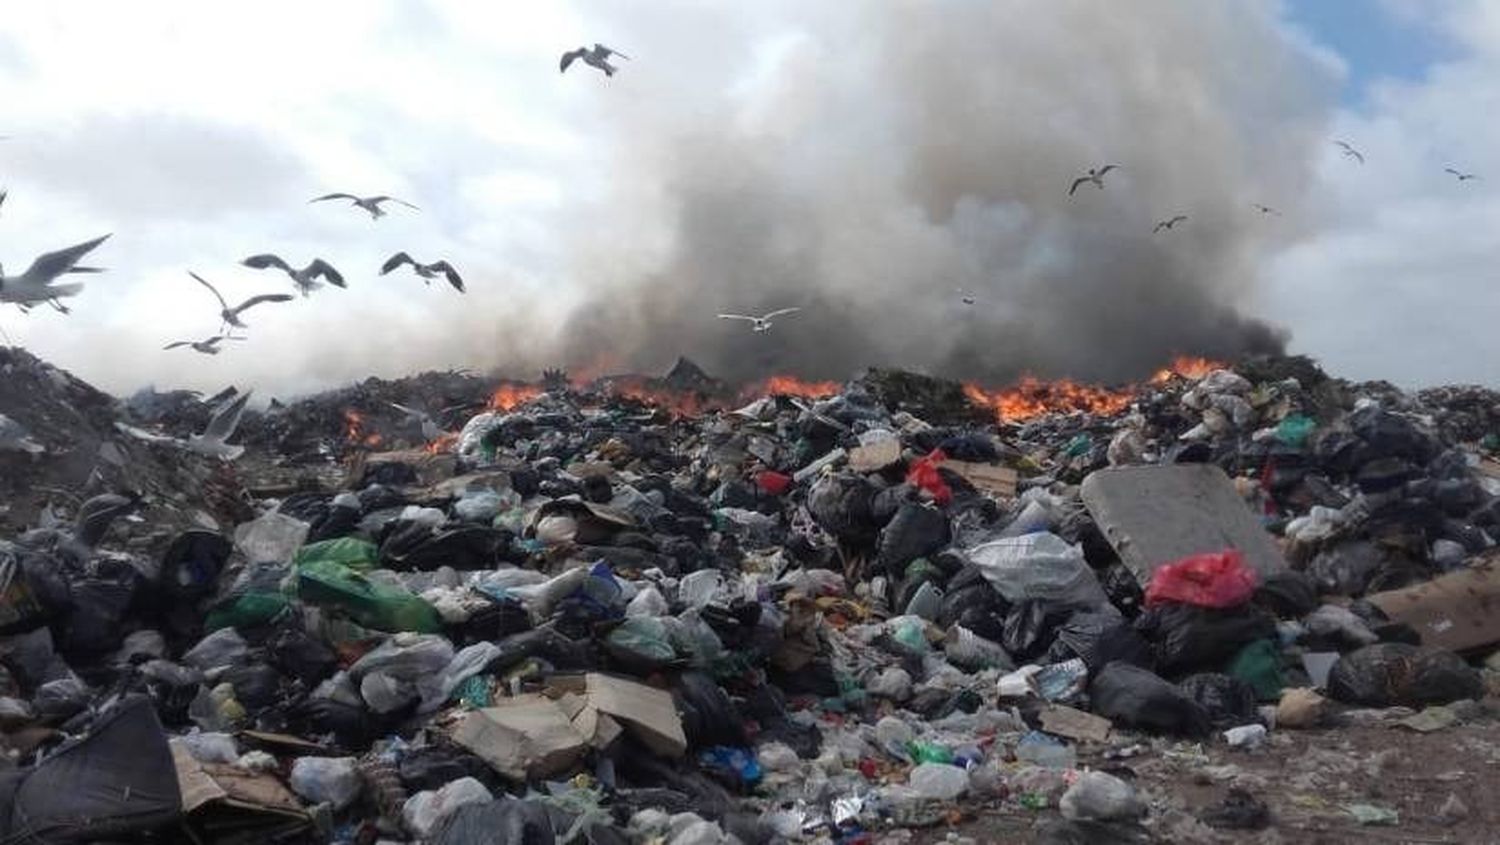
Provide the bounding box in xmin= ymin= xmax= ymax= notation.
xmin=907 ymin=702 xmax=1500 ymax=844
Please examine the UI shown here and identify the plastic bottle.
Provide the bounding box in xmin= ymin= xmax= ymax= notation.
xmin=1014 ymin=731 xmax=1076 ymax=769
xmin=908 ymin=763 xmax=969 ymax=800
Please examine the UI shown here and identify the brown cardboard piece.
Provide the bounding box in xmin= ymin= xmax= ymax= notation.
xmin=1039 ymin=704 xmax=1112 ymax=743
xmin=547 ymin=673 xmax=688 ymax=758
xmin=453 ymin=697 xmax=589 ymax=781
xmin=1366 ymin=558 xmax=1500 ymax=653
xmin=171 ymin=740 xmax=311 ymax=841
xmin=945 ymin=460 xmax=1019 ymax=498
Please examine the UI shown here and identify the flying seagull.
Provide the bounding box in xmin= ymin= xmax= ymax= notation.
xmin=1251 ymin=203 xmax=1282 ymax=217
xmin=1445 ymin=167 xmax=1480 ymax=182
xmin=954 ymin=287 xmax=977 ymax=306
xmin=1069 ymin=165 xmax=1119 ymax=196
xmin=561 ymin=43 xmax=629 ymax=77
xmin=717 ymin=307 xmax=802 ymax=333
xmin=1153 ymin=215 xmax=1189 ymax=233
xmin=0 ymin=189 xmax=7 ymax=216
xmin=163 ymin=334 xmax=243 ymax=356
xmin=310 ymin=193 xmax=419 ymax=220
xmin=379 ymin=252 xmax=465 ymax=293
xmin=187 ymin=389 xmax=253 ymax=460
xmin=389 ymin=402 xmax=444 ymax=441
xmin=0 ymin=413 xmax=44 ymax=454
xmin=0 ymin=234 xmax=111 ymax=314
xmin=1334 ymin=140 xmax=1364 ymax=164
xmin=189 ymin=271 xmax=294 ymax=331
xmin=242 ymin=254 xmax=346 ymax=296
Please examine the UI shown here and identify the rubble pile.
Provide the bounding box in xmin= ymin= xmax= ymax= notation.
xmin=2 ymin=348 xmax=1500 ymax=843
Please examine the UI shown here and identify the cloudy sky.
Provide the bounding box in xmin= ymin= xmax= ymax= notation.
xmin=0 ymin=1 xmax=1494 ymax=397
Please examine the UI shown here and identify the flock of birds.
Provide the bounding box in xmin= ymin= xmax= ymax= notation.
xmin=0 ymin=189 xmax=469 ymax=355
xmin=1066 ymin=138 xmax=1482 ymax=241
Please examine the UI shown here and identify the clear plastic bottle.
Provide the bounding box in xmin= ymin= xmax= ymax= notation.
xmin=1014 ymin=731 xmax=1076 ymax=769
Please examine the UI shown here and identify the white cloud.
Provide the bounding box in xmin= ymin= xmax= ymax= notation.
xmin=1258 ymin=0 xmax=1500 ymax=387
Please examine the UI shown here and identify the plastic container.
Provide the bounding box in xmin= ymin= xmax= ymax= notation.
xmin=908 ymin=762 xmax=969 ymax=800
xmin=1014 ymin=730 xmax=1076 ymax=769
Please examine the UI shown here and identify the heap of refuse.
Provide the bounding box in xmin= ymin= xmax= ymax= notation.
xmin=2 ymin=349 xmax=1499 ymax=843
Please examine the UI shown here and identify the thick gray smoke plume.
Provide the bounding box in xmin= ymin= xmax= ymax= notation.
xmin=552 ymin=1 xmax=1334 ymax=384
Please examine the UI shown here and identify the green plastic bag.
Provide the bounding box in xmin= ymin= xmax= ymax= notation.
xmin=604 ymin=617 xmax=677 ymax=668
xmin=294 ymin=537 xmax=380 ymax=572
xmin=1227 ymin=639 xmax=1285 ymax=701
xmin=1275 ymin=415 xmax=1317 ymax=448
xmin=204 ymin=592 xmax=290 ymax=632
xmin=295 ymin=559 xmax=440 ymax=633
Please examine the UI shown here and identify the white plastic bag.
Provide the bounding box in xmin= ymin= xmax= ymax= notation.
xmin=967 ymin=532 xmax=1107 ymax=607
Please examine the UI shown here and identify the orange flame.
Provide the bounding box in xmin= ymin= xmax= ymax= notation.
xmin=1151 ymin=355 xmax=1225 ymax=384
xmin=342 ymin=409 xmax=383 ymax=448
xmin=424 ymin=431 xmax=459 ymax=454
xmin=489 ymin=383 xmax=543 ymax=411
xmin=608 ymin=377 xmax=715 ymax=417
xmin=742 ymin=375 xmax=841 ymax=401
xmin=964 ymin=378 xmax=1135 ymax=423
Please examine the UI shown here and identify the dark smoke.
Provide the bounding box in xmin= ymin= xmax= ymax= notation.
xmin=551 ymin=1 xmax=1331 ymax=384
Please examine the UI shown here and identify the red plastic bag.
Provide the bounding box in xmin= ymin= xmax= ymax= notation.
xmin=905 ymin=449 xmax=953 ymax=506
xmin=1145 ymin=549 xmax=1258 ymax=609
xmin=755 ymin=470 xmax=793 ymax=496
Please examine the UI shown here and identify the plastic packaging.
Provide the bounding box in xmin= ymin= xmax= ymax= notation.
xmin=908 ymin=762 xmax=969 ymax=800
xmin=968 ymin=532 xmax=1108 ymax=607
xmin=402 ymin=777 xmax=494 ymax=838
xmin=626 ymin=586 xmax=669 ymax=617
xmin=180 ymin=731 xmax=238 ymax=764
xmin=1223 ymin=724 xmax=1267 ymax=749
xmin=756 ymin=741 xmax=800 ymax=773
xmin=289 ymin=756 xmax=362 ymax=811
xmin=1144 ymin=549 xmax=1258 ymax=609
xmin=874 ymin=716 xmax=915 ymax=760
xmin=867 ymin=667 xmax=913 ymax=701
xmin=417 ymin=641 xmax=502 ymax=712
xmin=233 ymin=511 xmax=309 ymax=565
xmin=182 ymin=628 xmax=248 ymax=671
xmin=944 ymin=625 xmax=1014 ymax=671
xmin=1059 ymin=771 xmax=1145 ymax=821
xmin=1014 ymin=730 xmax=1075 ymax=769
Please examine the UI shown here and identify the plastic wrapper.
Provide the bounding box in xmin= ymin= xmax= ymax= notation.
xmin=968 ymin=532 xmax=1108 ymax=608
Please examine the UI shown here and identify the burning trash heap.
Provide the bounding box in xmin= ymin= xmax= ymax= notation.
xmin=3 ymin=346 xmax=1500 ymax=843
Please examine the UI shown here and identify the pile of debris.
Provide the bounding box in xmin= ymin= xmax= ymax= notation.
xmin=2 ymin=347 xmax=1499 ymax=843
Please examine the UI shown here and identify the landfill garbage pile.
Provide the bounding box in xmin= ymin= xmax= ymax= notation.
xmin=2 ymin=348 xmax=1500 ymax=844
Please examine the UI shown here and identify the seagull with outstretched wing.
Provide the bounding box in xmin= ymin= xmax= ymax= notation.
xmin=163 ymin=334 xmax=244 ymax=356
xmin=1069 ymin=165 xmax=1119 ymax=196
xmin=189 ymin=271 xmax=293 ymax=330
xmin=310 ymin=193 xmax=419 ymax=219
xmin=561 ymin=43 xmax=630 ymax=77
xmin=1153 ymin=214 xmax=1189 ymax=234
xmin=380 ymin=252 xmax=465 ymax=293
xmin=242 ymin=254 xmax=346 ymax=296
xmin=1334 ymin=140 xmax=1365 ymax=164
xmin=1251 ymin=203 xmax=1282 ymax=217
xmin=718 ymin=307 xmax=802 ymax=333
xmin=187 ymin=390 xmax=253 ymax=460
xmin=1445 ymin=167 xmax=1480 ymax=182
xmin=0 ymin=234 xmax=111 ymax=313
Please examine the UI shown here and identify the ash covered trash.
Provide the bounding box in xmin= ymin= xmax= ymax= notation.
xmin=0 ymin=349 xmax=1497 ymax=841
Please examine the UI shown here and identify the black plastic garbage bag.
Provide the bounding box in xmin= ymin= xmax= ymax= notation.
xmin=807 ymin=474 xmax=880 ymax=544
xmin=381 ymin=523 xmax=512 ymax=571
xmin=267 ymin=623 xmax=338 ymax=686
xmin=1048 ymin=610 xmax=1154 ymax=672
xmin=1002 ymin=600 xmax=1071 ymax=663
xmin=139 ymin=659 xmax=202 ymax=728
xmin=431 ymin=799 xmax=559 ymax=845
xmin=1327 ymin=643 xmax=1483 ymax=708
xmin=1177 ymin=673 xmax=1259 ymax=729
xmin=159 ymin=530 xmax=232 ymax=601
xmin=877 ymin=503 xmax=951 ymax=575
xmin=487 ymin=629 xmax=592 ymax=674
xmin=222 ymin=662 xmax=283 ymax=711
xmin=57 ymin=558 xmax=143 ymax=658
xmin=676 ymin=671 xmax=748 ymax=749
xmin=1304 ymin=541 xmax=1385 ymax=597
xmin=5 ymin=696 xmax=180 ymax=843
xmin=1134 ymin=604 xmax=1276 ymax=675
xmin=399 ymin=746 xmax=496 ymax=792
xmin=1098 ymin=563 xmax=1145 ymax=619
xmin=1348 ymin=406 xmax=1437 ymax=464
xmin=1252 ymin=571 xmax=1319 ymax=619
xmin=1089 ymin=662 xmax=1209 ymax=736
